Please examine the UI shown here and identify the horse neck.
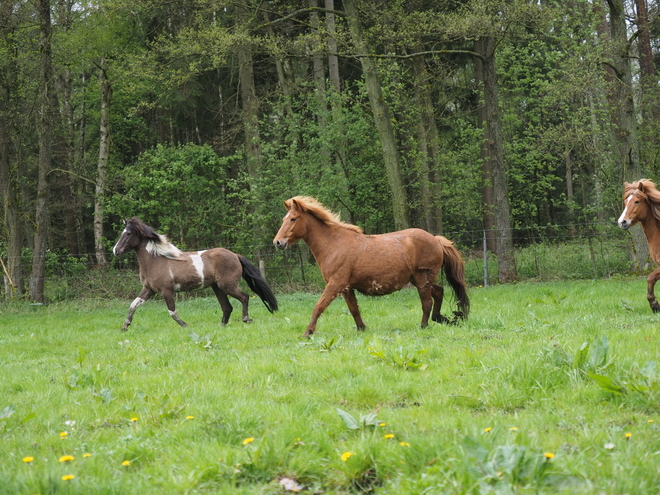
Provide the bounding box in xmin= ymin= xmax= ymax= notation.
xmin=134 ymin=241 xmax=158 ymax=267
xmin=301 ymin=216 xmax=345 ymax=263
xmin=640 ymin=215 xmax=660 ymax=261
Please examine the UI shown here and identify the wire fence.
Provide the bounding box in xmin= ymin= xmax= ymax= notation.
xmin=0 ymin=222 xmax=638 ymax=303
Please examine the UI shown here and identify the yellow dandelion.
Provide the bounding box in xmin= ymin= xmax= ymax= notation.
xmin=242 ymin=437 xmax=255 ymax=445
xmin=625 ymin=432 xmax=632 ymax=439
xmin=22 ymin=456 xmax=34 ymax=463
xmin=544 ymin=452 xmax=555 ymax=459
xmin=649 ymin=419 xmax=654 ymax=424
xmin=59 ymin=431 xmax=68 ymax=438
xmin=59 ymin=455 xmax=74 ymax=463
xmin=399 ymin=441 xmax=410 ymax=447
xmin=122 ymin=460 xmax=131 ymax=466
xmin=384 ymin=433 xmax=395 ymax=439
xmin=510 ymin=427 xmax=518 ymax=431
xmin=497 ymin=471 xmax=503 ymax=477
xmin=483 ymin=427 xmax=492 ymax=432
xmin=378 ymin=422 xmax=386 ymax=427
xmin=341 ymin=451 xmax=354 ymax=461
xmin=186 ymin=416 xmax=194 ymax=420
xmin=130 ymin=417 xmax=138 ymax=422
xmin=83 ymin=453 xmax=91 ymax=458
xmin=61 ymin=474 xmax=75 ymax=481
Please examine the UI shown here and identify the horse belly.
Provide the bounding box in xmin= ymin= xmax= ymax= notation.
xmin=352 ymin=275 xmax=407 ymax=296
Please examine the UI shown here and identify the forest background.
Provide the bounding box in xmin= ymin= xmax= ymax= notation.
xmin=1 ymin=0 xmax=659 ymax=303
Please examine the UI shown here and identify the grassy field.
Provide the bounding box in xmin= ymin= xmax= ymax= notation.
xmin=1 ymin=277 xmax=660 ymax=494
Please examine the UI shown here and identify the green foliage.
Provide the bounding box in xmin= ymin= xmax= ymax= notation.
xmin=106 ymin=143 xmax=242 ymax=249
xmin=367 ymin=337 xmax=428 ymax=371
xmin=336 ymin=408 xmax=381 ymax=431
xmin=189 ymin=330 xmax=216 ymax=350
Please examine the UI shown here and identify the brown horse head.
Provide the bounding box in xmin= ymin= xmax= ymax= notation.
xmin=619 ymin=179 xmax=660 ymax=230
xmin=113 ymin=217 xmax=182 ymax=259
xmin=273 ymin=196 xmax=361 ymax=250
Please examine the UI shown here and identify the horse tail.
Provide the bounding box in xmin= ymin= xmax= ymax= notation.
xmin=238 ymin=256 xmax=279 ymax=313
xmin=436 ymin=236 xmax=470 ymax=320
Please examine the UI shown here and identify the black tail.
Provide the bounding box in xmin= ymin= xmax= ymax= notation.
xmin=238 ymin=256 xmax=279 ymax=313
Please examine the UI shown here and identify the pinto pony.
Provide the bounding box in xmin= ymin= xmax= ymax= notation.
xmin=113 ymin=217 xmax=277 ymax=331
xmin=618 ymin=179 xmax=660 ymax=312
xmin=273 ymin=196 xmax=469 ymax=337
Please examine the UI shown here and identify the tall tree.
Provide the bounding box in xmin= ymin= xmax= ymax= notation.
xmin=94 ymin=59 xmax=110 ymax=269
xmin=481 ymin=35 xmax=516 ymax=282
xmin=343 ymin=0 xmax=409 ymax=230
xmin=606 ymin=0 xmax=646 ymax=268
xmin=29 ymin=0 xmax=55 ymax=303
xmin=0 ymin=0 xmax=23 ymax=299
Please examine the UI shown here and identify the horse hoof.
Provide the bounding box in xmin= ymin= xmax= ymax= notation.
xmin=242 ymin=317 xmax=253 ymax=323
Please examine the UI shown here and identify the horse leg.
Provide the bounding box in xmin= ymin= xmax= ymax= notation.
xmin=304 ymin=284 xmax=343 ymax=337
xmin=411 ymin=271 xmax=433 ymax=328
xmin=431 ymin=284 xmax=450 ymax=324
xmin=224 ymin=285 xmax=252 ymax=323
xmin=122 ymin=287 xmax=154 ymax=331
xmin=162 ymin=289 xmax=187 ymax=327
xmin=342 ymin=288 xmax=366 ymax=331
xmin=647 ymin=268 xmax=660 ymax=312
xmin=211 ymin=283 xmax=233 ymax=325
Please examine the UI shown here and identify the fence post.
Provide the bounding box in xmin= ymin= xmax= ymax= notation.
xmin=483 ymin=230 xmax=489 ymax=287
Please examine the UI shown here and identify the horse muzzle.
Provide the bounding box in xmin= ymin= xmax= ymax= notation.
xmin=273 ymin=238 xmax=288 ymax=250
xmin=618 ymin=219 xmax=631 ymax=230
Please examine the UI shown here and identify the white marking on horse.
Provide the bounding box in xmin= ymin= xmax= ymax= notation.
xmin=285 ymin=212 xmax=290 ymax=219
xmin=191 ymin=251 xmax=206 ymax=287
xmin=113 ymin=229 xmax=128 ymax=255
xmin=130 ymin=297 xmax=145 ymax=311
xmin=168 ymin=267 xmax=181 ymax=291
xmin=618 ymin=194 xmax=634 ymax=227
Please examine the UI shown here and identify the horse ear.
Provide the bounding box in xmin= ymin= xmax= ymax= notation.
xmin=283 ymin=199 xmax=292 ymax=211
xmin=290 ymin=198 xmax=301 ymax=211
xmin=639 ymin=180 xmax=648 ymax=192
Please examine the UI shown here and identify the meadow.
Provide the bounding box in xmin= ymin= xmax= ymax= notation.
xmin=1 ymin=277 xmax=660 ymax=494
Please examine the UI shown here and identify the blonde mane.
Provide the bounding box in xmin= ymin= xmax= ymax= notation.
xmin=146 ymin=235 xmax=183 ymax=260
xmin=624 ymin=179 xmax=660 ymax=224
xmin=287 ymin=196 xmax=363 ymax=234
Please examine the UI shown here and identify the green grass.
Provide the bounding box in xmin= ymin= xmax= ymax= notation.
xmin=1 ymin=278 xmax=660 ymax=493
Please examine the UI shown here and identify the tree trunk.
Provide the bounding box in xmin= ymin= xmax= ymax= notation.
xmin=325 ymin=0 xmax=340 ymax=93
xmin=29 ymin=0 xmax=54 ymax=303
xmin=236 ymin=5 xmax=261 ymax=179
xmin=343 ymin=0 xmax=409 ymax=230
xmin=411 ymin=51 xmax=442 ymax=233
xmin=482 ymin=36 xmax=516 ymax=283
xmin=475 ymin=40 xmax=495 ymax=251
xmin=606 ymin=0 xmax=647 ymax=269
xmin=310 ymin=0 xmax=331 ymax=169
xmin=634 ymin=0 xmax=656 ymax=123
xmin=0 ymin=0 xmax=23 ymax=299
xmin=94 ymin=59 xmax=110 ymax=270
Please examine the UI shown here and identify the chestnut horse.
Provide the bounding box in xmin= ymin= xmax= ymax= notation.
xmin=273 ymin=196 xmax=469 ymax=337
xmin=113 ymin=217 xmax=277 ymax=331
xmin=618 ymin=179 xmax=660 ymax=313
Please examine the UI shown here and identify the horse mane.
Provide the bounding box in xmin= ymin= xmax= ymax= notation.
xmin=126 ymin=217 xmax=183 ymax=260
xmin=287 ymin=196 xmax=363 ymax=234
xmin=624 ymin=179 xmax=660 ymax=224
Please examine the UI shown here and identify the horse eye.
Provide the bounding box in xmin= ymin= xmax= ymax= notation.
xmin=291 ymin=217 xmax=297 ymax=222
